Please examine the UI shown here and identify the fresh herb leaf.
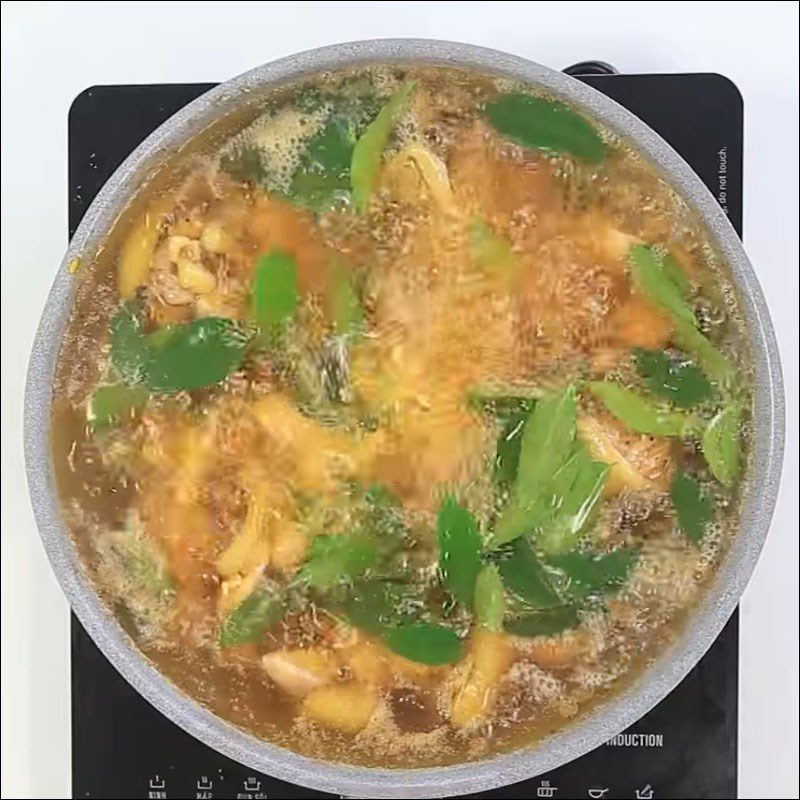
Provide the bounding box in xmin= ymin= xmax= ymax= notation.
xmin=671 ymin=315 xmax=735 ymax=386
xmin=473 ymin=392 xmax=540 ymax=489
xmin=494 ymin=413 xmax=527 ymax=487
xmin=109 ymin=525 xmax=172 ymax=597
xmin=670 ymin=471 xmax=712 ymax=544
xmin=437 ymin=496 xmax=483 ymax=607
xmin=470 ymin=219 xmax=517 ymax=274
xmin=355 ymin=484 xmax=410 ymax=563
xmin=492 ymin=386 xmax=577 ymax=545
xmin=562 ymin=456 xmax=609 ymax=535
xmin=363 ymin=484 xmax=405 ymax=527
xmin=146 ymin=324 xmax=179 ymax=349
xmin=629 ymin=245 xmax=697 ymax=328
xmin=219 ymin=585 xmax=284 ymax=648
xmin=333 ymin=77 xmax=384 ymax=133
xmin=547 ymin=547 xmax=639 ymax=599
xmin=588 ymin=381 xmax=698 ymax=437
xmin=296 ymin=77 xmax=382 ymax=131
xmin=88 ymin=383 xmax=149 ymax=431
xmin=702 ymin=401 xmax=742 ymax=486
xmin=331 ymin=266 xmax=363 ymax=334
xmin=295 ymin=86 xmax=327 ymax=113
xmin=220 ymin=146 xmax=267 ymax=184
xmin=110 ymin=299 xmax=149 ymax=384
xmin=341 ymin=580 xmax=415 ymax=634
xmin=493 ymin=400 xmax=534 ymax=487
xmin=537 ymin=447 xmax=609 ymax=555
xmin=299 ymin=534 xmax=378 ymax=590
xmin=474 ymin=564 xmax=505 ymax=632
xmin=484 ymin=94 xmax=605 ymax=163
xmin=288 ymin=116 xmax=356 ymax=213
xmin=350 ymin=82 xmax=415 ymax=212
xmin=516 ymin=385 xmax=578 ymax=497
xmin=384 ymin=622 xmax=462 ymax=665
xmin=146 ymin=317 xmax=248 ymax=393
xmin=662 ymin=252 xmax=691 ymax=296
xmin=497 ymin=538 xmax=562 ymax=608
xmin=633 ymin=348 xmax=714 ymax=409
xmin=251 ymin=249 xmax=298 ymax=333
xmin=505 ymin=605 xmax=579 ymax=637
xmin=468 ymin=386 xmax=545 ymax=410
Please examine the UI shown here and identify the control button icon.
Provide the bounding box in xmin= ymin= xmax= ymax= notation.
xmin=197 ymin=776 xmax=213 ymax=790
xmin=148 ymin=775 xmax=167 ymax=799
xmin=588 ymin=789 xmax=609 ymax=799
xmin=244 ymin=777 xmax=262 ymax=792
xmin=537 ymin=780 xmax=558 ymax=798
xmin=635 ymin=785 xmax=654 ymax=800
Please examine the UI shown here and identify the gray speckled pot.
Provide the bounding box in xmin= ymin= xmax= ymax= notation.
xmin=24 ymin=39 xmax=785 ymax=798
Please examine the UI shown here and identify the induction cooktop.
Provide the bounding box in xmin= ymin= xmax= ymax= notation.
xmin=68 ymin=64 xmax=744 ymax=800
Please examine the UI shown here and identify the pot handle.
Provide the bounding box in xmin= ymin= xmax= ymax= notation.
xmin=562 ymin=61 xmax=619 ymax=76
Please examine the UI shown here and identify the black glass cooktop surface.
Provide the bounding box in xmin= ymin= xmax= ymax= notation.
xmin=68 ymin=69 xmax=743 ymax=800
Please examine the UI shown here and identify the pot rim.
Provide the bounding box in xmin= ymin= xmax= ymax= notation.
xmin=24 ymin=38 xmax=785 ymax=798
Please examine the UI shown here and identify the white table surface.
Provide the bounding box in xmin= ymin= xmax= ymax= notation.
xmin=1 ymin=2 xmax=798 ymax=798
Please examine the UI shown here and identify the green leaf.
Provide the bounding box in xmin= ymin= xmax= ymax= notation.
xmin=670 ymin=471 xmax=712 ymax=544
xmin=470 ymin=219 xmax=517 ymax=273
xmin=331 ymin=267 xmax=363 ymax=334
xmin=628 ymin=245 xmax=697 ymax=328
xmin=497 ymin=538 xmax=562 ymax=608
xmin=484 ymin=94 xmax=605 ymax=163
xmin=332 ymin=77 xmax=384 ymax=133
xmin=288 ymin=115 xmax=356 ymax=213
xmin=303 ymin=115 xmax=356 ymax=172
xmin=437 ymin=496 xmax=483 ymax=607
xmin=350 ymin=82 xmax=415 ymax=212
xmin=110 ymin=299 xmax=149 ymax=384
xmin=219 ymin=585 xmax=284 ymax=648
xmin=220 ymin=145 xmax=267 ymax=184
xmin=468 ymin=387 xmax=545 ymax=410
xmin=671 ymin=315 xmax=735 ymax=387
xmin=702 ymin=401 xmax=742 ymax=486
xmin=541 ymin=446 xmax=584 ymax=513
xmin=469 ymin=394 xmax=538 ymax=488
xmin=490 ymin=503 xmax=536 ymax=549
xmin=364 ymin=483 xmax=398 ymax=507
xmin=493 ymin=386 xmax=577 ymax=545
xmin=251 ymin=249 xmax=298 ymax=332
xmin=361 ymin=484 xmax=408 ymax=542
xmin=341 ymin=580 xmax=415 ymax=635
xmin=493 ymin=401 xmax=534 ymax=486
xmin=296 ymin=78 xmax=383 ymax=132
xmin=561 ymin=454 xmax=608 ymax=534
xmin=538 ymin=448 xmax=609 ymax=555
xmin=588 ymin=381 xmax=698 ymax=437
xmin=146 ymin=317 xmax=248 ymax=393
xmin=505 ymin=605 xmax=579 ymax=637
xmin=547 ymin=547 xmax=639 ymax=599
xmin=633 ymin=348 xmax=714 ymax=409
xmin=474 ymin=564 xmax=505 ymax=631
xmin=88 ymin=383 xmax=149 ymax=431
xmin=295 ymin=86 xmax=327 ymax=113
xmin=299 ymin=534 xmax=378 ymax=589
xmin=146 ymin=324 xmax=179 ymax=349
xmin=516 ymin=386 xmax=578 ymax=499
xmin=661 ymin=252 xmax=691 ymax=296
xmin=109 ymin=526 xmax=171 ymax=597
xmin=384 ymin=622 xmax=462 ymax=665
